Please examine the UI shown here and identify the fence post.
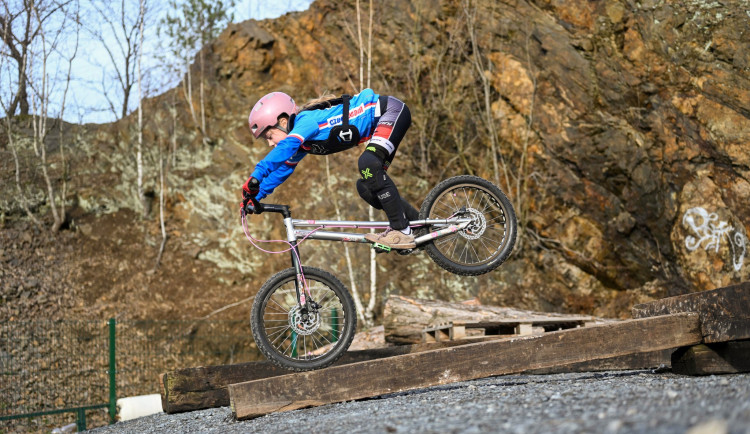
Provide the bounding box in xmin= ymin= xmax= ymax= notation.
xmin=108 ymin=318 xmax=117 ymax=423
xmin=76 ymin=408 xmax=87 ymax=432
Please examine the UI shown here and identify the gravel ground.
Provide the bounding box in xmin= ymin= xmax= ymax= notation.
xmin=91 ymin=370 xmax=750 ymax=434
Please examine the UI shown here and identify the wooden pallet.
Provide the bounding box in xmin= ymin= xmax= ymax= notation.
xmin=422 ymin=317 xmax=596 ymax=342
xmin=384 ymin=295 xmax=600 ymax=345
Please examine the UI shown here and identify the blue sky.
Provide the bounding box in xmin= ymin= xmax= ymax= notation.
xmin=0 ymin=0 xmax=314 ymax=124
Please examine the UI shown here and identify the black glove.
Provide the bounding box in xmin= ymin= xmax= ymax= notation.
xmin=241 ymin=177 xmax=262 ymax=214
xmin=242 ymin=190 xmax=262 ymax=214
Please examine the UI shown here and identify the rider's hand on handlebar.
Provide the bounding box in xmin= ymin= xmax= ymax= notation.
xmin=242 ymin=192 xmax=262 ymax=215
xmin=241 ymin=177 xmax=262 ymax=215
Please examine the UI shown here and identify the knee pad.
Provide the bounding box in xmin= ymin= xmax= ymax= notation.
xmin=356 ymin=179 xmax=382 ymax=209
xmin=358 ymin=149 xmax=387 ymax=191
xmin=357 ymin=149 xmax=408 ymax=229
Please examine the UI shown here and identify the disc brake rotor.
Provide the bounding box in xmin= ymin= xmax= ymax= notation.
xmin=460 ymin=207 xmax=487 ymax=240
xmin=289 ymin=305 xmax=320 ymax=336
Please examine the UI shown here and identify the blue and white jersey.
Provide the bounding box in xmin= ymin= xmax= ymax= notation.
xmin=251 ymin=88 xmax=380 ymax=200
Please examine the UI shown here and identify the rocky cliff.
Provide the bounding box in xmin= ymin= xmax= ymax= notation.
xmin=2 ymin=0 xmax=748 ymax=321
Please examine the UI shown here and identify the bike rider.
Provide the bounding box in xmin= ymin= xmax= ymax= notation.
xmin=241 ymin=88 xmax=419 ymax=250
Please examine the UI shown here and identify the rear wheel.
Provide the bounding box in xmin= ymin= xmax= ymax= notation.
xmin=250 ymin=267 xmax=356 ymax=371
xmin=419 ymin=175 xmax=517 ymax=276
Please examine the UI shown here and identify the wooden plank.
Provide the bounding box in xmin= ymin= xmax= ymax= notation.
xmin=671 ymin=340 xmax=750 ymax=375
xmin=160 ymin=338 xmax=503 ymax=413
xmin=229 ymin=313 xmax=701 ymax=420
xmin=632 ymin=282 xmax=750 ymax=343
xmin=524 ymin=349 xmax=674 ymax=374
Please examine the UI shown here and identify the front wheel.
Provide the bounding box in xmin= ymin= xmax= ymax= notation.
xmin=250 ymin=267 xmax=356 ymax=371
xmin=419 ymin=175 xmax=517 ymax=276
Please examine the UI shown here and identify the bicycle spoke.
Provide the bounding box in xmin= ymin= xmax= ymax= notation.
xmin=484 ymin=227 xmax=509 ymax=246
xmin=270 ymin=297 xmax=290 ymax=314
xmin=463 ymin=187 xmax=475 ymax=211
xmin=312 ymin=332 xmax=333 ymax=349
xmin=432 ymin=201 xmax=455 ymax=217
xmin=476 ymin=235 xmax=498 ymax=256
xmin=256 ymin=271 xmax=354 ymax=364
xmin=450 ymin=190 xmax=461 ymax=211
xmin=425 ymin=184 xmax=515 ymax=266
xmin=270 ymin=328 xmax=291 ymax=348
xmin=266 ymin=324 xmax=290 ymax=338
xmin=466 ymin=239 xmax=481 ymax=263
xmin=478 ymin=192 xmax=497 ymax=214
xmin=435 ymin=232 xmax=459 ymax=245
xmin=436 ymin=233 xmax=459 ymax=251
xmin=281 ymin=336 xmax=295 ymax=358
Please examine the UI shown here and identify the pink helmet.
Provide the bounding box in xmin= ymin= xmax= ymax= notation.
xmin=247 ymin=92 xmax=297 ymax=139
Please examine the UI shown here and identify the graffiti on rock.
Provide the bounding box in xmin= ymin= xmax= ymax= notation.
xmin=683 ymin=207 xmax=747 ymax=272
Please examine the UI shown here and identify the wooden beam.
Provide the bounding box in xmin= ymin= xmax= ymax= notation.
xmin=229 ymin=313 xmax=701 ymax=420
xmin=525 ymin=349 xmax=674 ymax=374
xmin=160 ymin=338 xmax=502 ymax=413
xmin=632 ymin=282 xmax=750 ymax=343
xmin=671 ymin=340 xmax=750 ymax=375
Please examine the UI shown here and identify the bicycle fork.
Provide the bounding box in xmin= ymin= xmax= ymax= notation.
xmin=284 ymin=216 xmax=313 ymax=310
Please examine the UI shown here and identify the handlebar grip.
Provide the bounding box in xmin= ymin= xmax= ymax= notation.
xmin=242 ymin=199 xmax=262 ymax=215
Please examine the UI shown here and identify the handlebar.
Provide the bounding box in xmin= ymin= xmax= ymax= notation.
xmin=254 ymin=203 xmax=291 ymax=218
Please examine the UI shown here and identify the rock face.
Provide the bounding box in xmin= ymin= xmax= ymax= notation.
xmin=2 ymin=0 xmax=749 ymax=320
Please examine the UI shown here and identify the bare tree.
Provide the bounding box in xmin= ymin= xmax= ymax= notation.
xmin=152 ymin=140 xmax=168 ymax=270
xmin=136 ymin=0 xmax=146 ymax=216
xmin=0 ymin=0 xmax=80 ymax=232
xmin=28 ymin=0 xmax=79 ymax=232
xmin=462 ymin=0 xmax=536 ymax=250
xmin=0 ymin=8 xmax=39 ymax=226
xmin=463 ymin=0 xmax=507 ymax=191
xmin=0 ymin=114 xmax=43 ymax=228
xmin=362 ymin=0 xmax=378 ymax=327
xmin=48 ymin=1 xmax=79 ymax=232
xmin=160 ymin=0 xmax=235 ymax=145
xmin=85 ymin=0 xmax=150 ymax=120
xmin=0 ymin=0 xmax=71 ymax=116
xmin=352 ymin=0 xmax=379 ymax=327
xmin=405 ymin=0 xmax=469 ymax=179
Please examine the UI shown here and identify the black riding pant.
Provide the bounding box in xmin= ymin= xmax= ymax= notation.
xmin=356 ymin=96 xmax=417 ymax=230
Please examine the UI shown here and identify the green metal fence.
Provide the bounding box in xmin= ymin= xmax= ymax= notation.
xmin=0 ymin=318 xmax=260 ymax=432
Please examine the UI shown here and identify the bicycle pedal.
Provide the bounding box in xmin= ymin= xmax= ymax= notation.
xmin=397 ymin=248 xmax=415 ymax=256
xmin=371 ymin=243 xmax=392 ymax=253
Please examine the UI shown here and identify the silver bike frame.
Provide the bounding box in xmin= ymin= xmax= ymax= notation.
xmin=286 ymin=217 xmax=473 ymax=246
xmin=259 ymin=204 xmax=473 ymax=306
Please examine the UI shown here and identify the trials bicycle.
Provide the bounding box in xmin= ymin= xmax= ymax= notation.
xmin=241 ymin=175 xmax=517 ymax=371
